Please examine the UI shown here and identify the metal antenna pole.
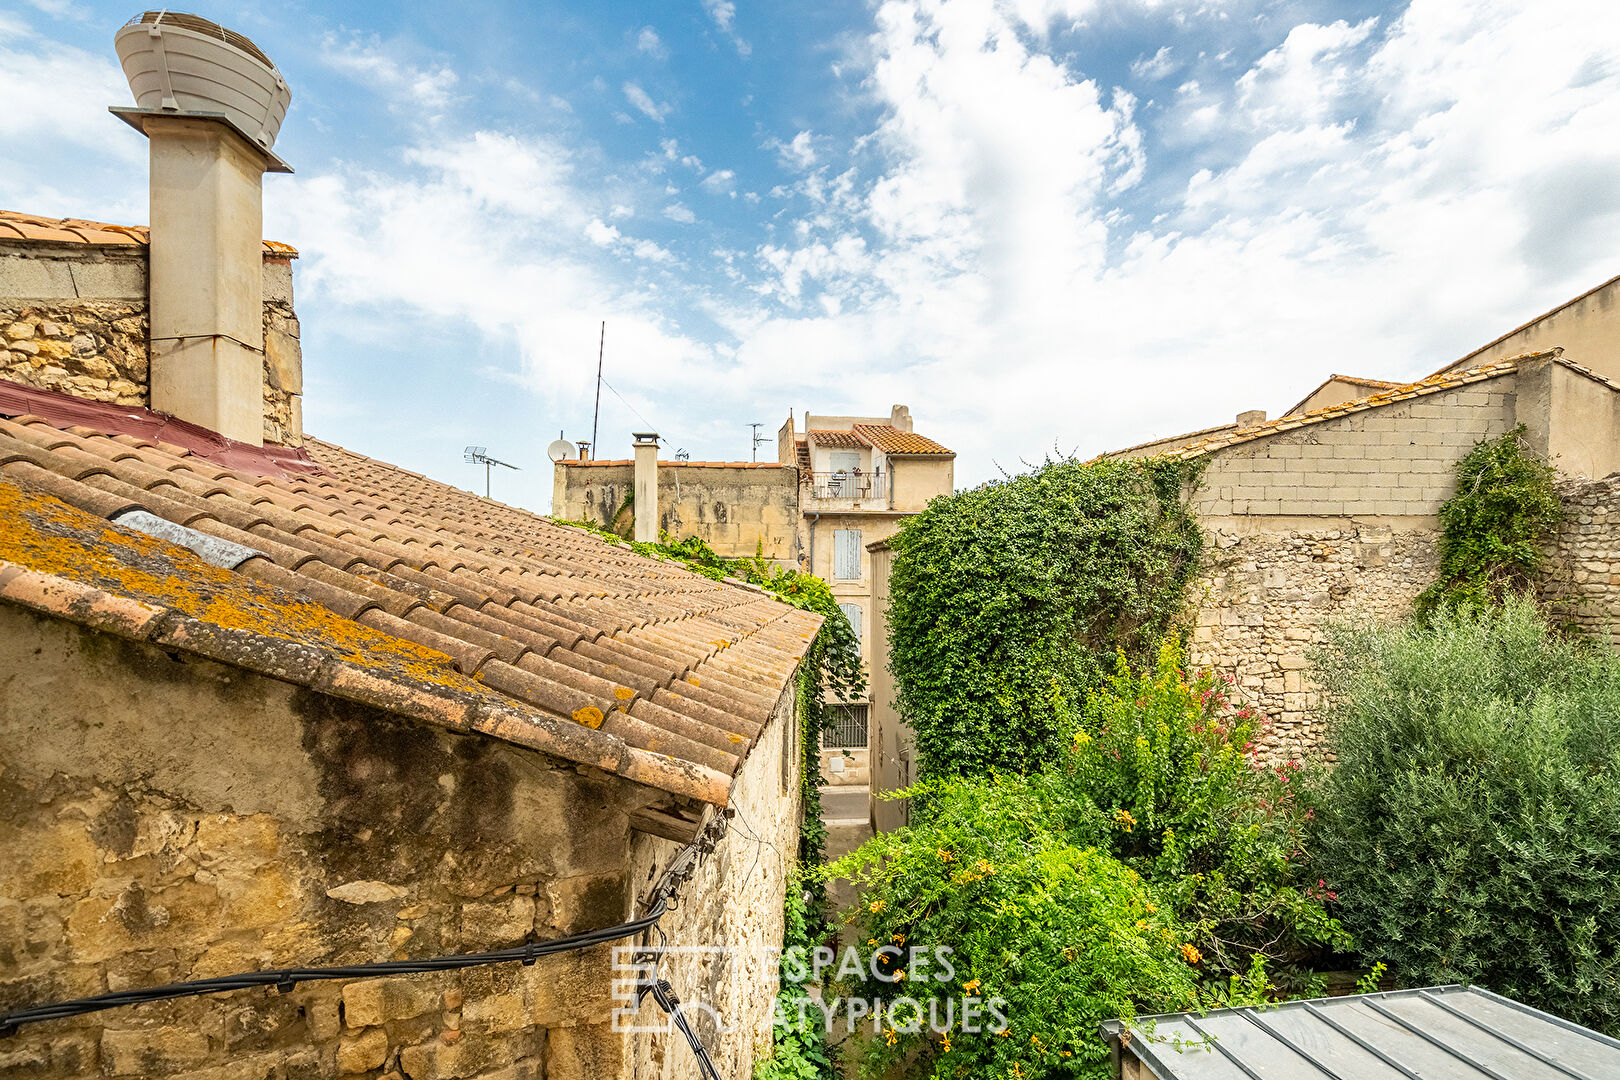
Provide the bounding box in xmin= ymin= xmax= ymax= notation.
xmin=749 ymin=422 xmax=763 ymax=462
xmin=590 ymin=321 xmax=605 ymax=461
xmin=485 ymin=460 xmax=491 ymax=499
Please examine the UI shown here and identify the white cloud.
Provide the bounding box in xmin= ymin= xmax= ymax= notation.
xmin=663 ymin=202 xmax=697 ymax=223
xmin=703 ymin=0 xmax=752 ymax=57
xmin=769 ymin=130 xmax=818 ymax=170
xmin=622 ymin=82 xmax=669 ymax=122
xmin=636 ymin=26 xmax=666 ymax=58
xmin=1130 ymin=46 xmax=1177 ymax=80
xmin=321 ymin=34 xmax=460 ymax=113
xmin=700 ymin=169 xmax=736 ymax=194
xmin=584 ymin=219 xmax=621 ymax=245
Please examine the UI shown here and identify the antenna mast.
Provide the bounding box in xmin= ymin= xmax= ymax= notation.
xmin=749 ymin=422 xmax=764 ymax=462
xmin=590 ymin=321 xmax=605 ymax=462
xmin=464 ymin=446 xmax=520 ymax=499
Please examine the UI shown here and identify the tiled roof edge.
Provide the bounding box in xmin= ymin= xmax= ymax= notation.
xmin=0 ymin=210 xmax=297 ymax=257
xmin=1159 ymin=352 xmax=1562 ymax=460
xmin=0 ymin=557 xmax=732 ymax=805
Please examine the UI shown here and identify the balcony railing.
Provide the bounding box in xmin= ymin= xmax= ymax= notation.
xmin=807 ymin=469 xmax=888 ymax=502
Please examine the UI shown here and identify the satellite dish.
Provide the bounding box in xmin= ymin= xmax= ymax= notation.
xmin=547 ymin=438 xmax=575 ymax=463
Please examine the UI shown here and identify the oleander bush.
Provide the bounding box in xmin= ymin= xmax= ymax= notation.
xmin=1311 ymin=598 xmax=1620 ymax=1032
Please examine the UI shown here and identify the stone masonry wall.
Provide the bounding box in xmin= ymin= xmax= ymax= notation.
xmin=0 ymin=241 xmax=303 ymax=446
xmin=1187 ymin=520 xmax=1440 ymax=760
xmin=0 ymin=604 xmax=699 ymax=1080
xmin=625 ymin=685 xmax=799 ymax=1080
xmin=1541 ymin=474 xmax=1620 ymax=647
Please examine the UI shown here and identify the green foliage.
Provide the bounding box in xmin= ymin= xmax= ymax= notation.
xmin=1416 ymin=426 xmax=1561 ymax=615
xmin=1310 ymin=599 xmax=1620 ymax=1032
xmin=825 ymin=641 xmax=1337 ymax=1078
xmin=755 ymin=873 xmax=836 ymax=1080
xmin=885 ymin=456 xmax=1203 ymax=779
xmin=1070 ymin=642 xmax=1350 ymax=989
xmin=828 ymin=784 xmax=1204 ymax=1080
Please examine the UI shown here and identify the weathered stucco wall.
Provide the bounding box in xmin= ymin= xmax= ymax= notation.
xmin=0 ymin=604 xmax=711 ymax=1080
xmin=625 ymin=685 xmax=799 ymax=1080
xmin=553 ymin=462 xmax=801 ymax=563
xmin=1440 ymin=274 xmax=1620 ymax=383
xmin=889 ymin=457 xmax=953 ymax=513
xmin=0 ymin=240 xmax=303 ymax=445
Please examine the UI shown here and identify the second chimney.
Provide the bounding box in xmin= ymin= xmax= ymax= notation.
xmin=113 ymin=11 xmax=293 ymax=446
xmin=633 ymin=433 xmax=660 ymax=543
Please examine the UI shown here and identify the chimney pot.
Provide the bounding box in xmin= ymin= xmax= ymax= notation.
xmin=633 ymin=433 xmax=660 ymax=543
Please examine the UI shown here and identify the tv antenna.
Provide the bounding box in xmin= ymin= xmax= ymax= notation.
xmin=749 ymin=422 xmax=765 ymax=462
xmin=464 ymin=446 xmax=519 ymax=499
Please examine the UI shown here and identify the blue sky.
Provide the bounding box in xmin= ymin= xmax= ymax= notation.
xmin=4 ymin=0 xmax=1620 ymax=512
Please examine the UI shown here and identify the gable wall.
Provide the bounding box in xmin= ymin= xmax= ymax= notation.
xmin=1440 ymin=274 xmax=1620 ymax=383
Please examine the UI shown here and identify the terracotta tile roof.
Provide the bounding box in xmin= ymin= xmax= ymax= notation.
xmin=0 ymin=383 xmax=822 ymax=805
xmin=806 ymin=429 xmax=865 ymax=448
xmin=554 ymin=460 xmax=791 ymax=469
xmin=808 ymin=425 xmax=954 ymax=456
xmin=1151 ymin=351 xmax=1593 ymax=460
xmin=0 ymin=210 xmax=298 ymax=258
xmin=1282 ymin=373 xmax=1404 ymax=417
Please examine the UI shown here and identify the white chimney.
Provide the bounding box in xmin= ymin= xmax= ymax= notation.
xmin=112 ymin=11 xmax=293 ymax=446
xmin=633 ymin=433 xmax=660 ymax=543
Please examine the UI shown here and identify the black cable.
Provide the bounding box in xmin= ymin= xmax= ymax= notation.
xmin=0 ymin=812 xmax=731 ymax=1050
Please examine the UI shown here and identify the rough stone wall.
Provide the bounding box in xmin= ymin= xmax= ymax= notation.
xmin=554 ymin=462 xmax=802 ymax=564
xmin=0 ymin=604 xmax=690 ymax=1080
xmin=625 ymin=685 xmax=799 ymax=1080
xmin=1540 ymin=474 xmax=1620 ymax=647
xmin=1 ymin=302 xmax=149 ymax=405
xmin=1187 ymin=519 xmax=1440 ymax=759
xmin=0 ymin=241 xmax=303 ymax=446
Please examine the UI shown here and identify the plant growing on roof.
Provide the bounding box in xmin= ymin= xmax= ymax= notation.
xmin=884 ymin=455 xmax=1204 ymax=779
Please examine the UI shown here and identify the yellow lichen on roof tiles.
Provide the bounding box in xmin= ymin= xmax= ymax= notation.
xmin=0 ymin=475 xmax=479 ymax=694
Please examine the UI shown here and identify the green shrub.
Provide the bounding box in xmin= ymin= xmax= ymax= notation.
xmin=1070 ymin=642 xmax=1350 ymax=988
xmin=1311 ymin=599 xmax=1620 ymax=1031
xmin=1415 ymin=426 xmax=1561 ymax=615
xmin=885 ymin=457 xmax=1203 ymax=780
xmin=827 ymin=780 xmax=1205 ymax=1080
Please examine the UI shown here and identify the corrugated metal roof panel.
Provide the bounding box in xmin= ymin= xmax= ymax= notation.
xmin=1110 ymin=986 xmax=1620 ymax=1080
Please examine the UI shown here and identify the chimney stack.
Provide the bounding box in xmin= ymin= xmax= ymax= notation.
xmin=112 ymin=11 xmax=293 ymax=446
xmin=632 ymin=433 xmax=659 ymax=543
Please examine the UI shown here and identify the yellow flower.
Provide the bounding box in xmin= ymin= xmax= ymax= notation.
xmin=869 ymin=900 xmax=885 ymax=913
xmin=1135 ymin=919 xmax=1147 ymax=929
xmin=938 ymin=848 xmax=954 ymax=862
xmin=999 ymin=1029 xmax=1012 ymax=1038
xmin=868 ymin=938 xmax=879 ymax=946
xmin=963 ymin=979 xmax=981 ymax=993
xmin=892 ymin=933 xmax=906 ymax=945
xmin=883 ymin=1027 xmax=898 ymax=1047
xmin=1144 ymin=903 xmax=1156 ymax=914
xmin=941 ymin=1033 xmax=952 ymax=1053
xmin=1114 ymin=808 xmax=1137 ymax=832
xmin=1181 ymin=943 xmax=1202 ymax=965
xmin=975 ymin=859 xmax=996 ymax=876
xmin=895 ymin=970 xmax=907 ymax=982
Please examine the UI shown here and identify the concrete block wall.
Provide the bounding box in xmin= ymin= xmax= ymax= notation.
xmin=1195 ymin=384 xmax=1516 ymax=519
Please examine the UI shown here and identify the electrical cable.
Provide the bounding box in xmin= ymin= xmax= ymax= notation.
xmin=0 ymin=809 xmax=735 ymax=1080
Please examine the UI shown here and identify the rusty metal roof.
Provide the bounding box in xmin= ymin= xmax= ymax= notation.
xmin=0 ymin=381 xmax=821 ymax=806
xmin=1104 ymin=985 xmax=1620 ymax=1079
xmin=0 ymin=210 xmax=298 ymax=257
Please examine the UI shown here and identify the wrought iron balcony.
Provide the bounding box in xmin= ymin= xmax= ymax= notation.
xmin=807 ymin=469 xmax=887 ymax=501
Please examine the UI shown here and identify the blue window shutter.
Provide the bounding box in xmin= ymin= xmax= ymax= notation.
xmin=834 ymin=530 xmax=862 ymax=579
xmin=839 ymin=602 xmax=862 ymax=646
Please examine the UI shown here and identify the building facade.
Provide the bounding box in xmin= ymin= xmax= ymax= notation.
xmin=555 ymin=406 xmax=956 ymax=768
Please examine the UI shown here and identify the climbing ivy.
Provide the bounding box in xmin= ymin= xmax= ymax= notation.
xmin=884 ymin=456 xmax=1204 ymax=780
xmin=1415 ymin=426 xmax=1562 ymax=616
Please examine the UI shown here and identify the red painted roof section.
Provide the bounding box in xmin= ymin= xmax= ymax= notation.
xmin=0 ymin=378 xmax=322 ymax=477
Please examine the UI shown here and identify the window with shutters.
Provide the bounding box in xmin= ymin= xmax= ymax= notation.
xmin=839 ymin=602 xmax=863 ymax=647
xmin=834 ymin=529 xmax=862 ymax=579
